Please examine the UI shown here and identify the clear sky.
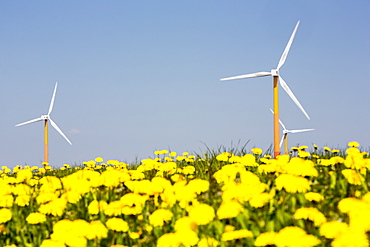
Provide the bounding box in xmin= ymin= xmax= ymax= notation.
xmin=0 ymin=1 xmax=369 ymax=167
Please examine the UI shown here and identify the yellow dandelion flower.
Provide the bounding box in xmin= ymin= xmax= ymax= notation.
xmin=188 ymin=203 xmax=215 ymax=225
xmin=157 ymin=233 xmax=180 ymax=247
xmin=298 ymin=151 xmax=310 ymax=158
xmin=198 ymin=237 xmax=219 ymax=247
xmin=275 ymin=174 xmax=310 ymax=193
xmin=222 ymin=229 xmax=253 ymax=241
xmin=254 ymin=232 xmax=277 ymax=246
xmin=331 ymin=229 xmax=368 ymax=247
xmin=86 ymin=221 xmax=108 ymax=239
xmin=149 ymin=209 xmax=173 ymax=227
xmin=129 ymin=232 xmax=140 ymax=239
xmin=348 ymin=141 xmax=360 ymax=147
xmin=320 ymin=221 xmax=348 ymax=239
xmin=250 ymin=193 xmax=273 ymax=208
xmin=174 ymin=216 xmax=197 ymax=231
xmin=294 ymin=207 xmax=327 ymax=226
xmin=342 ymin=169 xmax=363 ymax=185
xmin=251 ymin=148 xmax=263 ymax=155
xmin=305 ymin=192 xmax=324 ymax=202
xmin=0 ymin=208 xmax=12 ymax=223
xmin=26 ymin=212 xmax=46 ymax=224
xmin=106 ymin=218 xmax=129 ymax=232
xmin=40 ymin=239 xmax=65 ymax=247
xmin=176 ymin=229 xmax=199 ymax=247
xmin=274 ymin=226 xmax=320 ymax=247
xmin=217 ymin=200 xmax=243 ymax=219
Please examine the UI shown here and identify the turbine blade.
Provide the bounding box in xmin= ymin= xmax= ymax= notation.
xmin=49 ymin=118 xmax=72 ymax=145
xmin=277 ymin=21 xmax=300 ymax=70
xmin=48 ymin=82 xmax=58 ymax=115
xmin=289 ymin=129 xmax=315 ymax=134
xmin=269 ymin=108 xmax=287 ymax=130
xmin=220 ymin=71 xmax=271 ymax=81
xmin=279 ymin=76 xmax=310 ymax=120
xmin=15 ymin=117 xmax=44 ymax=127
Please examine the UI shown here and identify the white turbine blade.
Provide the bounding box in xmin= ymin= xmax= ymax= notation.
xmin=269 ymin=108 xmax=287 ymax=131
xmin=289 ymin=128 xmax=315 ymax=134
xmin=280 ymin=135 xmax=285 ymax=148
xmin=15 ymin=117 xmax=44 ymax=127
xmin=279 ymin=76 xmax=310 ymax=120
xmin=220 ymin=71 xmax=271 ymax=81
xmin=277 ymin=21 xmax=300 ymax=70
xmin=48 ymin=82 xmax=58 ymax=115
xmin=49 ymin=118 xmax=72 ymax=145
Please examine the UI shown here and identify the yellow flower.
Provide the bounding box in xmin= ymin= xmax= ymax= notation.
xmin=95 ymin=157 xmax=104 ymax=163
xmin=217 ymin=200 xmax=243 ymax=219
xmin=40 ymin=239 xmax=66 ymax=247
xmin=342 ymin=169 xmax=363 ymax=185
xmin=188 ymin=203 xmax=215 ymax=225
xmin=320 ymin=221 xmax=348 ymax=239
xmin=304 ymin=192 xmax=324 ymax=202
xmin=348 ymin=141 xmax=360 ymax=147
xmin=39 ymin=198 xmax=67 ymax=217
xmin=298 ymin=151 xmax=310 ymax=158
xmin=106 ymin=218 xmax=129 ymax=232
xmin=298 ymin=145 xmax=308 ymax=151
xmin=174 ymin=216 xmax=197 ymax=231
xmin=254 ymin=232 xmax=277 ymax=246
xmin=0 ymin=194 xmax=13 ymax=207
xmin=251 ymin=148 xmax=263 ymax=155
xmin=249 ymin=193 xmax=273 ymax=208
xmin=149 ymin=209 xmax=173 ymax=227
xmin=86 ymin=221 xmax=108 ymax=239
xmin=324 ymin=147 xmax=331 ymax=152
xmin=26 ymin=212 xmax=46 ymax=224
xmin=129 ymin=232 xmax=140 ymax=239
xmin=222 ymin=229 xmax=253 ymax=241
xmin=198 ymin=237 xmax=219 ymax=247
xmin=157 ymin=233 xmax=180 ymax=247
xmin=294 ymin=207 xmax=327 ymax=226
xmin=0 ymin=208 xmax=12 ymax=223
xmin=275 ymin=174 xmax=310 ymax=193
xmin=331 ymin=229 xmax=368 ymax=247
xmin=16 ymin=169 xmax=33 ymax=183
xmin=274 ymin=226 xmax=320 ymax=247
xmin=176 ymin=229 xmax=199 ymax=247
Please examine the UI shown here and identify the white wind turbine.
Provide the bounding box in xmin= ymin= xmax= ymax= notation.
xmin=15 ymin=82 xmax=72 ymax=164
xmin=270 ymin=109 xmax=314 ymax=154
xmin=220 ymin=21 xmax=310 ymax=157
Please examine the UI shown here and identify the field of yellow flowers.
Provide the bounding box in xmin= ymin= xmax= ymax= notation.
xmin=1 ymin=141 xmax=370 ymax=247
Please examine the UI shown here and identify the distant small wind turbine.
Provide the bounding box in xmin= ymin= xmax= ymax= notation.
xmin=270 ymin=109 xmax=314 ymax=154
xmin=15 ymin=82 xmax=72 ymax=164
xmin=220 ymin=21 xmax=309 ymax=157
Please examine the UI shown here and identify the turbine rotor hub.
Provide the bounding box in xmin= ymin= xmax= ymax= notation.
xmin=271 ymin=69 xmax=279 ymax=76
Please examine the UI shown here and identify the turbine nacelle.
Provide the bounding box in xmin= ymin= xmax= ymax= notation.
xmin=271 ymin=69 xmax=279 ymax=76
xmin=41 ymin=115 xmax=49 ymax=120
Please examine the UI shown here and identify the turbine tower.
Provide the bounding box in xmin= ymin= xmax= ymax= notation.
xmin=220 ymin=21 xmax=309 ymax=157
xmin=15 ymin=82 xmax=72 ymax=164
xmin=270 ymin=109 xmax=314 ymax=154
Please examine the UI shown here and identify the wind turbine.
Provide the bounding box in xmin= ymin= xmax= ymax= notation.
xmin=15 ymin=82 xmax=72 ymax=164
xmin=220 ymin=21 xmax=309 ymax=157
xmin=270 ymin=109 xmax=314 ymax=154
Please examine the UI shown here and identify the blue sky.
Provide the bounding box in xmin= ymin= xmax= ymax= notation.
xmin=0 ymin=1 xmax=369 ymax=167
